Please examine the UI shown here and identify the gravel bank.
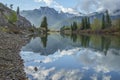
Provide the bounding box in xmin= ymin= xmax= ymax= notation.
xmin=0 ymin=32 xmax=30 ymax=80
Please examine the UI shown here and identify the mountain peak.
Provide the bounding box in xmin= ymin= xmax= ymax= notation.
xmin=40 ymin=6 xmax=53 ymax=10
xmin=38 ymin=6 xmax=58 ymax=14
xmin=39 ymin=6 xmax=56 ymax=11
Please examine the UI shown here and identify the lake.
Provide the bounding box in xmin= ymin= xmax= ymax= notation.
xmin=20 ymin=33 xmax=120 ymax=80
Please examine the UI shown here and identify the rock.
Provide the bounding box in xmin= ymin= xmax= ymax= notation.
xmin=34 ymin=67 xmax=38 ymax=71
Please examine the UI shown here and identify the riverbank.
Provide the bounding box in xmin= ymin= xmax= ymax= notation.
xmin=61 ymin=27 xmax=120 ymax=36
xmin=0 ymin=31 xmax=31 ymax=80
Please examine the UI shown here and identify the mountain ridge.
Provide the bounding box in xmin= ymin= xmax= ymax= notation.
xmin=20 ymin=6 xmax=120 ymax=30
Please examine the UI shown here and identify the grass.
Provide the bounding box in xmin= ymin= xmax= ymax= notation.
xmin=0 ymin=26 xmax=21 ymax=34
xmin=0 ymin=27 xmax=9 ymax=32
xmin=77 ymin=27 xmax=120 ymax=36
xmin=61 ymin=26 xmax=119 ymax=36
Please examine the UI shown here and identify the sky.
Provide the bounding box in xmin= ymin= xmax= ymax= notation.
xmin=0 ymin=0 xmax=120 ymax=14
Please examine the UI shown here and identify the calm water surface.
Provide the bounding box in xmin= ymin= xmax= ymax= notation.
xmin=20 ymin=33 xmax=120 ymax=80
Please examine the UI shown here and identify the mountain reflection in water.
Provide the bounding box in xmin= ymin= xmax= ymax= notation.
xmin=21 ymin=33 xmax=120 ymax=80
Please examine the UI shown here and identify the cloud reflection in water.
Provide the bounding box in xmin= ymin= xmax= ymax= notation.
xmin=21 ymin=48 xmax=120 ymax=80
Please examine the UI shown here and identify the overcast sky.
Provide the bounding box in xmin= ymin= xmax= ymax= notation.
xmin=0 ymin=0 xmax=120 ymax=14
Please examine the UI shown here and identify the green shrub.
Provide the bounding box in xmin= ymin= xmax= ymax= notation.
xmin=91 ymin=18 xmax=102 ymax=30
xmin=0 ymin=27 xmax=9 ymax=32
xmin=7 ymin=11 xmax=17 ymax=23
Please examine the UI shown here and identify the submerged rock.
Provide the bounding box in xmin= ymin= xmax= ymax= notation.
xmin=34 ymin=67 xmax=38 ymax=71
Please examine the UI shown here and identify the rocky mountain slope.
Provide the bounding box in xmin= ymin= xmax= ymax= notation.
xmin=0 ymin=3 xmax=32 ymax=28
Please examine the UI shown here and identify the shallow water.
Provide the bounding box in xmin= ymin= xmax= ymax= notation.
xmin=20 ymin=33 xmax=120 ymax=80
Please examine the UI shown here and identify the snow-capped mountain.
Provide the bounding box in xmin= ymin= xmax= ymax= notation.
xmin=20 ymin=7 xmax=120 ymax=30
xmin=86 ymin=9 xmax=120 ymax=21
xmin=20 ymin=7 xmax=83 ymax=29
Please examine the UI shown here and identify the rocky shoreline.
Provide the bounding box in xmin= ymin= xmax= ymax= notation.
xmin=0 ymin=32 xmax=30 ymax=80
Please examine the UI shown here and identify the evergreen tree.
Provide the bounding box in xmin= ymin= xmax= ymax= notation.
xmin=71 ymin=24 xmax=73 ymax=31
xmin=81 ymin=18 xmax=85 ymax=30
xmin=10 ymin=4 xmax=13 ymax=9
xmin=87 ymin=17 xmax=90 ymax=29
xmin=40 ymin=16 xmax=48 ymax=31
xmin=60 ymin=26 xmax=65 ymax=31
xmin=41 ymin=34 xmax=48 ymax=48
xmin=17 ymin=6 xmax=20 ymax=15
xmin=105 ymin=10 xmax=111 ymax=27
xmin=102 ymin=14 xmax=105 ymax=29
xmin=81 ymin=17 xmax=90 ymax=30
xmin=118 ymin=19 xmax=120 ymax=30
xmin=73 ymin=22 xmax=77 ymax=31
xmin=84 ymin=17 xmax=87 ymax=29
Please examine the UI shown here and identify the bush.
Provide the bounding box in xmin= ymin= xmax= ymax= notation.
xmin=7 ymin=11 xmax=17 ymax=23
xmin=0 ymin=27 xmax=9 ymax=32
xmin=91 ymin=18 xmax=102 ymax=30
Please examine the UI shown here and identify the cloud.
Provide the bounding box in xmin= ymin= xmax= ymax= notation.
xmin=34 ymin=0 xmax=120 ymax=14
xmin=79 ymin=0 xmax=99 ymax=13
xmin=53 ymin=2 xmax=80 ymax=15
xmin=77 ymin=48 xmax=120 ymax=73
xmin=21 ymin=48 xmax=120 ymax=80
xmin=25 ymin=66 xmax=83 ymax=80
xmin=90 ymin=74 xmax=97 ymax=80
xmin=25 ymin=66 xmax=55 ymax=80
xmin=51 ymin=69 xmax=83 ymax=80
xmin=76 ymin=0 xmax=120 ymax=13
xmin=34 ymin=0 xmax=54 ymax=6
xmin=99 ymin=0 xmax=120 ymax=11
xmin=33 ymin=48 xmax=80 ymax=64
xmin=34 ymin=0 xmax=80 ymax=15
xmin=102 ymin=75 xmax=111 ymax=80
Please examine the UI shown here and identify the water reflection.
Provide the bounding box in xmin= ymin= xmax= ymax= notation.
xmin=22 ymin=33 xmax=120 ymax=56
xmin=101 ymin=36 xmax=111 ymax=55
xmin=21 ymin=33 xmax=120 ymax=80
xmin=40 ymin=33 xmax=48 ymax=48
xmin=71 ymin=33 xmax=77 ymax=42
xmin=81 ymin=35 xmax=90 ymax=48
xmin=21 ymin=48 xmax=120 ymax=80
xmin=62 ymin=33 xmax=120 ymax=56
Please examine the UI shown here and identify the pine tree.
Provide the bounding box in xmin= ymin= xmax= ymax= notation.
xmin=118 ymin=19 xmax=120 ymax=30
xmin=81 ymin=18 xmax=85 ymax=30
xmin=10 ymin=4 xmax=13 ymax=9
xmin=40 ymin=16 xmax=48 ymax=31
xmin=87 ymin=17 xmax=90 ymax=29
xmin=71 ymin=24 xmax=73 ymax=31
xmin=84 ymin=17 xmax=87 ymax=29
xmin=105 ymin=10 xmax=111 ymax=27
xmin=102 ymin=14 xmax=105 ymax=29
xmin=17 ymin=6 xmax=19 ymax=15
xmin=81 ymin=17 xmax=91 ymax=30
xmin=73 ymin=22 xmax=77 ymax=31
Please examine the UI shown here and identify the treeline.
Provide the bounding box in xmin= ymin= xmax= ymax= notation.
xmin=60 ymin=10 xmax=120 ymax=33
